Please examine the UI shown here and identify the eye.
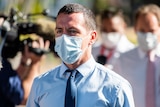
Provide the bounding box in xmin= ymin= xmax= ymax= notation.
xmin=150 ymin=29 xmax=155 ymax=33
xmin=68 ymin=29 xmax=78 ymax=35
xmin=55 ymin=29 xmax=62 ymax=36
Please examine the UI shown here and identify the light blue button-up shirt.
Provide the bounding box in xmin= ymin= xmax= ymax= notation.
xmin=26 ymin=56 xmax=135 ymax=107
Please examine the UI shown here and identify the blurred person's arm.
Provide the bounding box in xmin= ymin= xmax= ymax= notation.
xmin=0 ymin=59 xmax=24 ymax=106
xmin=16 ymin=37 xmax=50 ymax=105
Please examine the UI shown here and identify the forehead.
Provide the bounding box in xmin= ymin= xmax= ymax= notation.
xmin=136 ymin=13 xmax=159 ymax=29
xmin=101 ymin=16 xmax=124 ymax=32
xmin=102 ymin=16 xmax=123 ymax=23
xmin=102 ymin=16 xmax=124 ymax=28
xmin=56 ymin=13 xmax=85 ymax=27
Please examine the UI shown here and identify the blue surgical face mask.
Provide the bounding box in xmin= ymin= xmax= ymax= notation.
xmin=54 ymin=34 xmax=84 ymax=64
xmin=137 ymin=32 xmax=158 ymax=52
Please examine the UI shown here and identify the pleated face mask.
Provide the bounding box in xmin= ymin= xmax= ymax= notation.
xmin=137 ymin=32 xmax=158 ymax=52
xmin=54 ymin=34 xmax=83 ymax=64
xmin=101 ymin=32 xmax=121 ymax=49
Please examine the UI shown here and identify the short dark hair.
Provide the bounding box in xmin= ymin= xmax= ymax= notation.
xmin=57 ymin=3 xmax=96 ymax=30
xmin=101 ymin=8 xmax=125 ymax=21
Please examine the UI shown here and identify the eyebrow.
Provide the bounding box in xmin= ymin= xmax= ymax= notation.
xmin=68 ymin=26 xmax=79 ymax=30
xmin=55 ymin=26 xmax=79 ymax=31
xmin=55 ymin=27 xmax=62 ymax=30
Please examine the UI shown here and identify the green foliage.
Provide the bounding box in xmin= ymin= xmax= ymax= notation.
xmin=31 ymin=0 xmax=43 ymax=13
xmin=94 ymin=0 xmax=109 ymax=14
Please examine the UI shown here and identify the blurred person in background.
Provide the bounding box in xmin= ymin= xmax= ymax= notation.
xmin=16 ymin=18 xmax=56 ymax=105
xmin=113 ymin=4 xmax=160 ymax=107
xmin=92 ymin=8 xmax=135 ymax=69
xmin=0 ymin=14 xmax=23 ymax=107
xmin=0 ymin=16 xmax=56 ymax=107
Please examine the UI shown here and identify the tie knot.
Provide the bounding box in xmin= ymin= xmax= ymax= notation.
xmin=66 ymin=69 xmax=77 ymax=79
xmin=66 ymin=69 xmax=74 ymax=73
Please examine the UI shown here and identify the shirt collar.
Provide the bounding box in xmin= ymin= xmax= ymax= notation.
xmin=59 ymin=56 xmax=96 ymax=78
xmin=137 ymin=47 xmax=147 ymax=59
xmin=155 ymin=44 xmax=160 ymax=57
xmin=76 ymin=56 xmax=96 ymax=77
xmin=138 ymin=43 xmax=160 ymax=59
xmin=59 ymin=63 xmax=69 ymax=78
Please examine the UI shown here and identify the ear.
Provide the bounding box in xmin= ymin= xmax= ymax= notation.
xmin=89 ymin=30 xmax=97 ymax=45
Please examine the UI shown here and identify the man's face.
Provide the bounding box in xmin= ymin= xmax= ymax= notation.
xmin=101 ymin=16 xmax=125 ymax=34
xmin=135 ymin=13 xmax=160 ymax=42
xmin=55 ymin=13 xmax=91 ymax=49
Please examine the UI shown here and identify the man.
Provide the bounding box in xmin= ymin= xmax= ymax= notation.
xmin=92 ymin=8 xmax=134 ymax=69
xmin=26 ymin=3 xmax=135 ymax=107
xmin=16 ymin=18 xmax=56 ymax=105
xmin=114 ymin=4 xmax=160 ymax=107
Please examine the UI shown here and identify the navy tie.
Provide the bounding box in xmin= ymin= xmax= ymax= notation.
xmin=65 ymin=69 xmax=77 ymax=107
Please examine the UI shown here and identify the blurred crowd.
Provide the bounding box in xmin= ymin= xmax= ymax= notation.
xmin=93 ymin=3 xmax=160 ymax=107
